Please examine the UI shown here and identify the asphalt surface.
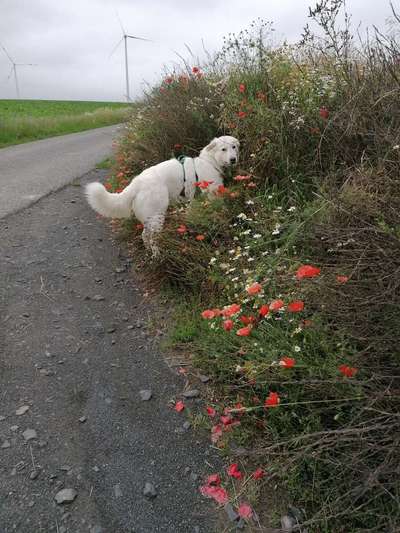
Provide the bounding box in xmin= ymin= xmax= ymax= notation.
xmin=0 ymin=125 xmax=121 ymax=218
xmin=0 ymin=138 xmax=221 ymax=532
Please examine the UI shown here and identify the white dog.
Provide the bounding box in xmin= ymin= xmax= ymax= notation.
xmin=85 ymin=136 xmax=239 ymax=255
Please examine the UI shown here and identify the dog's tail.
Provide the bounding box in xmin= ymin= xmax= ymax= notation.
xmin=85 ymin=182 xmax=136 ymax=219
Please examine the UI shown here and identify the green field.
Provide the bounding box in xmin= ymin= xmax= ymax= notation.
xmin=0 ymin=99 xmax=132 ymax=147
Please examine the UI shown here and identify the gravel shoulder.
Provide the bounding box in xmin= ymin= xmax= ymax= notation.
xmin=0 ymin=169 xmax=221 ymax=533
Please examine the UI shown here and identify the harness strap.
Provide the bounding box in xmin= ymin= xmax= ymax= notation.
xmin=177 ymin=155 xmax=199 ymax=197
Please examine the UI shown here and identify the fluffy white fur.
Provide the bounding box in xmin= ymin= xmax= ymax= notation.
xmin=85 ymin=135 xmax=239 ymax=255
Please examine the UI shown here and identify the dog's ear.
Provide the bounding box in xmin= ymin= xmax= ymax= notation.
xmin=205 ymin=138 xmax=218 ymax=152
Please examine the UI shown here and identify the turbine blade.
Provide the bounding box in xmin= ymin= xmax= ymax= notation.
xmin=126 ymin=34 xmax=153 ymax=42
xmin=0 ymin=42 xmax=14 ymax=64
xmin=108 ymin=37 xmax=124 ymax=58
xmin=6 ymin=66 xmax=14 ymax=80
xmin=115 ymin=8 xmax=126 ymax=35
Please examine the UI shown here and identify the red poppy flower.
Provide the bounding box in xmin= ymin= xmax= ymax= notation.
xmin=256 ymin=91 xmax=267 ymax=102
xmin=252 ymin=468 xmax=265 ymax=480
xmin=246 ymin=182 xmax=257 ymax=188
xmin=259 ymin=304 xmax=269 ymax=317
xmin=201 ymin=309 xmax=216 ymax=319
xmin=200 ymin=484 xmax=228 ymax=504
xmin=220 ymin=414 xmax=234 ymax=426
xmin=115 ymin=188 xmax=124 ymax=193
xmin=238 ymin=503 xmax=253 ymax=519
xmin=206 ymin=474 xmax=221 ymax=486
xmin=164 ymin=76 xmax=174 ymax=85
xmin=264 ymin=391 xmax=280 ymax=407
xmin=177 ymin=224 xmax=187 ymax=234
xmin=217 ymin=184 xmax=230 ymax=195
xmin=240 ymin=315 xmax=255 ymax=325
xmin=195 ymin=180 xmax=214 ymax=189
xmin=206 ymin=406 xmax=216 ymax=417
xmin=319 ymin=107 xmax=329 ymax=119
xmin=135 ymin=223 xmax=144 ymax=230
xmin=279 ymin=357 xmax=296 ymax=368
xmin=223 ymin=319 xmax=234 ymax=331
xmin=105 ymin=183 xmax=112 ymax=191
xmin=230 ymin=192 xmax=240 ymax=198
xmin=296 ymin=265 xmax=321 ymax=279
xmin=196 ymin=234 xmax=205 ymax=241
xmin=338 ymin=364 xmax=358 ymax=378
xmin=227 ymin=463 xmax=243 ymax=479
xmin=174 ymin=400 xmax=185 ymax=412
xmin=336 ymin=275 xmax=349 ymax=284
xmin=239 ymin=83 xmax=246 ymax=93
xmin=174 ymin=143 xmax=182 ymax=150
xmin=237 ymin=111 xmax=247 ymax=119
xmin=192 ymin=66 xmax=200 ymax=74
xmin=246 ymin=282 xmax=262 ymax=295
xmin=236 ymin=326 xmax=251 ymax=337
xmin=287 ymin=300 xmax=304 ymax=313
xmin=269 ymin=299 xmax=284 ymax=311
xmin=222 ymin=303 xmax=241 ymax=317
xmin=211 ymin=424 xmax=223 ymax=443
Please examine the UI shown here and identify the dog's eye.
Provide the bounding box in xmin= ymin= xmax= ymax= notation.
xmin=232 ymin=146 xmax=236 ymax=149
xmin=221 ymin=148 xmax=227 ymax=151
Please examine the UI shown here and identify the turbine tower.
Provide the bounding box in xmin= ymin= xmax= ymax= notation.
xmin=110 ymin=13 xmax=152 ymax=102
xmin=1 ymin=43 xmax=37 ymax=99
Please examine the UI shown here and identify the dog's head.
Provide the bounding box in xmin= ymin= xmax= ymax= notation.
xmin=203 ymin=136 xmax=240 ymax=169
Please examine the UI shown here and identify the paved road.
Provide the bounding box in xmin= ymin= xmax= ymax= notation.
xmin=0 ymin=125 xmax=121 ymax=218
xmin=0 ymin=139 xmax=221 ymax=531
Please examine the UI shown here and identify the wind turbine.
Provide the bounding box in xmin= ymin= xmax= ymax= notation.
xmin=1 ymin=43 xmax=37 ymax=99
xmin=110 ymin=13 xmax=152 ymax=102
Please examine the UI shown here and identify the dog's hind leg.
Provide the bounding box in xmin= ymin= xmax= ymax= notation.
xmin=142 ymin=214 xmax=165 ymax=258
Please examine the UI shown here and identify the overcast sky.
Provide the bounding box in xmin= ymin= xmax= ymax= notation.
xmin=0 ymin=0 xmax=397 ymax=102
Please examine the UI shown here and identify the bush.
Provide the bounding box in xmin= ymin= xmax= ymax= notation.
xmin=108 ymin=1 xmax=400 ymax=530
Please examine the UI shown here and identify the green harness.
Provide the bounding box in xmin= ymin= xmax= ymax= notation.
xmin=177 ymin=155 xmax=199 ymax=196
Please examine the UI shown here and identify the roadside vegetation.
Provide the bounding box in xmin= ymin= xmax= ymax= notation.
xmin=106 ymin=1 xmax=400 ymax=530
xmin=0 ymin=99 xmax=131 ymax=147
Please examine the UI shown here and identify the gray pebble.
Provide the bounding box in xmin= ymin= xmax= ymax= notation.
xmin=183 ymin=389 xmax=200 ymax=399
xmin=93 ymin=295 xmax=105 ymax=301
xmin=54 ymin=488 xmax=78 ymax=504
xmin=1 ymin=440 xmax=11 ymax=449
xmin=16 ymin=405 xmax=30 ymax=416
xmin=30 ymin=470 xmax=39 ymax=480
xmin=143 ymin=482 xmax=157 ymax=499
xmin=114 ymin=483 xmax=123 ymax=498
xmin=139 ymin=390 xmax=152 ymax=401
xmin=23 ymin=428 xmax=37 ymax=441
xmin=281 ymin=515 xmax=296 ymax=531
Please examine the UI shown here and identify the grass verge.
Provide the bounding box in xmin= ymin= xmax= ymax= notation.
xmin=0 ymin=99 xmax=132 ymax=147
xmin=101 ymin=2 xmax=400 ymax=530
